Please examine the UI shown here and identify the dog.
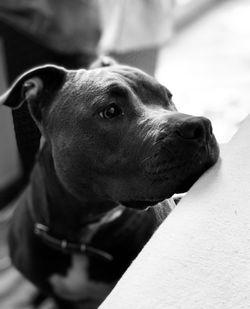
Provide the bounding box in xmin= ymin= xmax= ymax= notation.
xmin=0 ymin=58 xmax=219 ymax=308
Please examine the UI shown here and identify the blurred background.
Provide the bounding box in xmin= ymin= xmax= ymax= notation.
xmin=0 ymin=0 xmax=249 ymax=307
xmin=157 ymin=0 xmax=250 ymax=144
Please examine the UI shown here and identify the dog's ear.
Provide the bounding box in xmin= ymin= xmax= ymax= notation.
xmin=0 ymin=64 xmax=66 ymax=129
xmin=89 ymin=56 xmax=117 ymax=69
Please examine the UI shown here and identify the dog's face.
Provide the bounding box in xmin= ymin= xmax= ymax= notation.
xmin=0 ymin=60 xmax=219 ymax=209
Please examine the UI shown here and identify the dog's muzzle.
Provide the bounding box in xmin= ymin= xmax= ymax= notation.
xmin=143 ymin=114 xmax=219 ymax=192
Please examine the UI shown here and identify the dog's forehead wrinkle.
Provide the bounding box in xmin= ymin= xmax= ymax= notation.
xmin=78 ymin=70 xmax=129 ymax=99
xmin=66 ymin=67 xmax=163 ymax=105
xmin=110 ymin=66 xmax=161 ymax=89
xmin=89 ymin=66 xmax=150 ymax=94
xmin=120 ymin=74 xmax=169 ymax=105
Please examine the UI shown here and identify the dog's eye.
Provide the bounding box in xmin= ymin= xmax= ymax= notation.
xmin=99 ymin=104 xmax=123 ymax=119
xmin=167 ymin=91 xmax=173 ymax=100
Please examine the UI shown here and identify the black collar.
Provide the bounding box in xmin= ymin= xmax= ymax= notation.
xmin=34 ymin=223 xmax=114 ymax=262
xmin=33 ymin=206 xmax=125 ymax=262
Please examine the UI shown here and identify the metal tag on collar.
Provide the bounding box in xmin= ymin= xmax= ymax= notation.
xmin=34 ymin=223 xmax=49 ymax=235
xmin=61 ymin=240 xmax=68 ymax=251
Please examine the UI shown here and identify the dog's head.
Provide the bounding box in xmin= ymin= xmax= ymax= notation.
xmin=0 ymin=58 xmax=219 ymax=209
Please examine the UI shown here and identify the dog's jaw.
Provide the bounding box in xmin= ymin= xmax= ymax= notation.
xmin=118 ymin=132 xmax=219 ymax=208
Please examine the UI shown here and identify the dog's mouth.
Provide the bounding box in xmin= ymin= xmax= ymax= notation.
xmin=147 ymin=137 xmax=219 ymax=182
xmin=119 ymin=164 xmax=204 ymax=210
xmin=120 ymin=140 xmax=219 ymax=210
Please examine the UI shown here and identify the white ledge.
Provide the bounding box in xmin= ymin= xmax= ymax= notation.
xmin=100 ymin=115 xmax=250 ymax=309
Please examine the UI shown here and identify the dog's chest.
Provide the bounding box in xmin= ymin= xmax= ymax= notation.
xmin=48 ymin=209 xmax=125 ymax=302
xmin=49 ymin=254 xmax=113 ymax=303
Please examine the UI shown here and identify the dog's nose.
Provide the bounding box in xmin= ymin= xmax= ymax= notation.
xmin=177 ymin=117 xmax=213 ymax=141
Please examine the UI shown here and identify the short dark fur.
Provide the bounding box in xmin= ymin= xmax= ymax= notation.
xmin=0 ymin=58 xmax=219 ymax=308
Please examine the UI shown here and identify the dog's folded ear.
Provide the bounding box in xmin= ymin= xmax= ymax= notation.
xmin=0 ymin=64 xmax=66 ymax=127
xmin=89 ymin=56 xmax=117 ymax=69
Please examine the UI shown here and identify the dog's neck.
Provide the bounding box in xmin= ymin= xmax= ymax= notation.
xmin=30 ymin=143 xmax=119 ymax=241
